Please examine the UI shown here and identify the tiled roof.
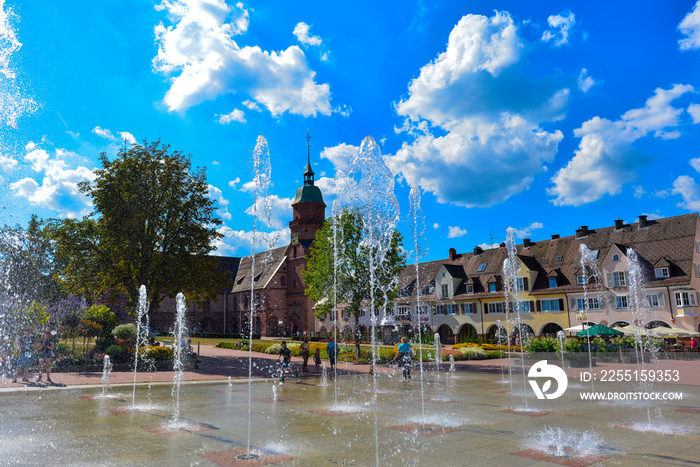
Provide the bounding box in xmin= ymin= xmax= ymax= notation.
xmin=230 ymin=247 xmax=287 ymax=293
xmin=400 ymin=213 xmax=699 ymax=298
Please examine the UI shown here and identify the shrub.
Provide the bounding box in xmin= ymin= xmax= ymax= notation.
xmin=95 ymin=334 xmax=117 ymax=352
xmin=216 ymin=341 xmax=250 ymax=351
xmin=104 ymin=344 xmax=128 ymax=363
xmin=146 ymin=346 xmax=174 ymax=361
xmin=86 ymin=304 xmax=119 ymax=336
xmin=112 ymin=323 xmax=137 ymax=345
xmin=526 ymin=336 xmax=558 ymax=353
xmin=452 ymin=343 xmax=479 ymax=350
xmin=459 ymin=347 xmax=488 ymax=360
xmin=485 ymin=350 xmax=504 ymax=359
xmin=264 ymin=343 xmax=301 ymax=355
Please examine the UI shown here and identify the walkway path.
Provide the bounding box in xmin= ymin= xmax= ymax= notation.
xmin=1 ymin=345 xmax=698 ymax=390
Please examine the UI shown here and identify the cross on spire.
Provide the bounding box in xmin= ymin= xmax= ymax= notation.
xmin=304 ymin=129 xmax=315 ymax=185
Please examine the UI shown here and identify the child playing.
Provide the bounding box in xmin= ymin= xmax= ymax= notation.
xmin=313 ymin=347 xmax=321 ymax=372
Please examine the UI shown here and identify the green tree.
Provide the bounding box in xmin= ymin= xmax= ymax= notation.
xmin=46 ymin=140 xmax=224 ymax=314
xmin=302 ymin=208 xmax=406 ymax=361
xmin=0 ymin=215 xmax=62 ymax=306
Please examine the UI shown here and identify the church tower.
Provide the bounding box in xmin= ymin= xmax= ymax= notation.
xmin=286 ymin=131 xmax=326 ymax=333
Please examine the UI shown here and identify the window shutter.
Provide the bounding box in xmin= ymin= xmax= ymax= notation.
xmin=559 ymin=299 xmax=565 ymax=311
xmin=530 ymin=301 xmax=534 ymax=313
xmin=536 ymin=300 xmax=542 ymax=312
xmin=523 ymin=277 xmax=529 ymax=291
xmin=606 ymin=272 xmax=613 ymax=288
xmin=623 ymin=271 xmax=629 ymax=286
xmin=658 ymin=293 xmax=665 ymax=307
xmin=570 ymin=298 xmax=577 ymax=309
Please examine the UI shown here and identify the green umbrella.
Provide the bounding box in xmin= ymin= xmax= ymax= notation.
xmin=577 ymin=324 xmax=623 ymax=338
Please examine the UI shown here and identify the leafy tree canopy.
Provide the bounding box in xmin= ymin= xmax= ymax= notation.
xmin=46 ymin=140 xmax=225 ymax=312
xmin=302 ymin=208 xmax=405 ymax=360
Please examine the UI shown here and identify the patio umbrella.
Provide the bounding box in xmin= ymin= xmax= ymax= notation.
xmin=646 ymin=326 xmax=700 ymax=338
xmin=616 ymin=325 xmax=646 ymax=336
xmin=564 ymin=325 xmax=584 ymax=332
xmin=577 ymin=324 xmax=623 ymax=338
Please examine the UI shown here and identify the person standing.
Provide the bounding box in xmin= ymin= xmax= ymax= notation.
xmin=37 ymin=329 xmax=55 ymax=383
xmin=313 ymin=347 xmax=322 ymax=372
xmin=13 ymin=326 xmax=36 ymax=383
xmin=300 ymin=336 xmax=310 ymax=372
xmin=326 ymin=337 xmax=337 ymax=372
xmin=277 ymin=341 xmax=292 ymax=382
xmin=394 ymin=337 xmax=415 ymax=380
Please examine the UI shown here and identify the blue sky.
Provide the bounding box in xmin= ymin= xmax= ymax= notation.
xmin=1 ymin=0 xmax=700 ymax=262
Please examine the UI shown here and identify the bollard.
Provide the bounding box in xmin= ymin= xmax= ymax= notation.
xmin=197 ymin=341 xmax=200 ymax=356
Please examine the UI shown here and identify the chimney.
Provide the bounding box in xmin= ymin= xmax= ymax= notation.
xmin=638 ymin=215 xmax=647 ymax=229
xmin=500 ymin=242 xmax=506 ymax=248
xmin=449 ymin=248 xmax=457 ymax=261
xmin=551 ymin=234 xmax=560 ymax=240
xmin=615 ymin=218 xmax=624 ymax=230
xmin=473 ymin=246 xmax=483 ymax=255
xmin=576 ymin=225 xmax=588 ymax=238
xmin=523 ymin=238 xmax=532 ymax=248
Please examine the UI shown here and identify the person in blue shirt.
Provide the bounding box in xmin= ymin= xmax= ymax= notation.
xmin=394 ymin=337 xmax=415 ymax=380
xmin=326 ymin=337 xmax=337 ymax=371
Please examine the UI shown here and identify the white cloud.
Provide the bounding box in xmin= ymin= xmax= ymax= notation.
xmin=690 ymin=157 xmax=700 ymax=173
xmin=679 ymin=1 xmax=700 ymax=50
xmin=217 ymin=108 xmax=246 ymax=124
xmin=320 ymin=143 xmax=358 ymax=173
xmin=9 ymin=144 xmax=95 ymax=218
xmin=293 ymin=22 xmax=322 ymax=46
xmin=541 ymin=11 xmax=575 ymax=46
xmin=549 ymin=84 xmax=695 ymax=206
xmin=634 ymin=185 xmax=646 ymax=198
xmin=672 ymin=175 xmax=700 ymax=210
xmin=477 ymin=242 xmax=499 ymax=250
xmin=244 ymin=194 xmax=293 ymax=230
xmin=153 ymin=0 xmax=332 ymax=117
xmin=228 ymin=177 xmax=240 ymax=189
xmin=93 ymin=126 xmax=136 ymax=145
xmin=242 ymin=100 xmax=260 ymax=111
xmin=433 ymin=222 xmax=440 ymax=229
xmin=207 ymin=184 xmax=231 ymax=220
xmin=212 ymin=160 xmax=220 ymax=166
xmin=214 ymin=225 xmax=289 ymax=255
xmin=118 ymin=131 xmax=137 ymax=145
xmin=578 ymin=68 xmax=598 ymax=93
xmin=688 ymin=103 xmax=700 ymax=123
xmin=386 ymin=11 xmax=566 ymax=208
xmin=513 ymin=222 xmax=543 ymax=239
xmin=447 ymin=226 xmax=468 ymax=238
xmin=92 ymin=126 xmax=116 ymax=141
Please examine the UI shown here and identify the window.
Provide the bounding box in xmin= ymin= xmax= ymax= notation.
xmin=489 ymin=283 xmax=497 ymax=292
xmin=675 ymin=291 xmax=697 ymax=307
xmin=478 ymin=263 xmax=487 ymax=272
xmin=441 ymin=284 xmax=449 ymax=298
xmin=645 ymin=293 xmax=665 ymax=308
xmin=540 ymin=299 xmax=561 ymax=312
xmin=464 ymin=303 xmax=475 ymax=314
xmin=591 ymin=250 xmax=600 ymax=259
xmin=578 ymin=275 xmax=589 ymax=285
xmin=616 ymin=295 xmax=628 ymax=309
xmin=396 ymin=306 xmax=409 ymax=318
xmin=613 ymin=254 xmax=620 ymax=261
xmin=556 ymin=256 xmax=563 ymax=262
xmin=655 ymin=267 xmax=669 ymax=278
xmin=515 ymin=277 xmax=526 ymax=291
xmin=576 ymin=297 xmax=602 ymax=310
xmin=418 ymin=306 xmax=429 ymax=315
xmin=609 ymin=271 xmax=627 ymax=287
xmin=435 ymin=305 xmax=449 ymax=315
xmin=549 ymin=277 xmax=557 ymax=288
xmin=696 ymin=240 xmax=700 ymax=253
xmin=280 ymin=276 xmax=285 ymax=286
xmin=520 ymin=301 xmax=531 ymax=312
xmin=465 ymin=284 xmax=474 ymax=294
xmin=695 ymin=263 xmax=700 ymax=278
xmin=485 ymin=302 xmax=505 ymax=314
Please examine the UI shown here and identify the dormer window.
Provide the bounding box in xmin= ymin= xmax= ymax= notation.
xmin=478 ymin=263 xmax=487 ymax=272
xmin=556 ymin=256 xmax=563 ymax=262
xmin=549 ymin=277 xmax=557 ymax=288
xmin=613 ymin=254 xmax=620 ymax=261
xmin=577 ymin=275 xmax=589 ymax=285
xmin=489 ymin=283 xmax=497 ymax=292
xmin=466 ymin=284 xmax=474 ymax=294
xmin=591 ymin=250 xmax=600 ymax=259
xmin=441 ymin=284 xmax=449 ymax=298
xmin=655 ymin=267 xmax=669 ymax=278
